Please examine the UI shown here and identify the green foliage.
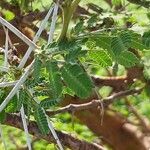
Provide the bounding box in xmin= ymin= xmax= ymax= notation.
xmin=1 ymin=1 xmax=150 ymax=149
xmin=88 ymin=49 xmax=112 ymax=67
xmin=0 ymin=111 xmax=6 ymax=123
xmin=72 ymin=20 xmax=84 ymax=35
xmin=5 ymin=95 xmax=18 ymax=113
xmin=94 ymin=35 xmax=112 ymax=52
xmin=61 ymin=63 xmax=93 ymax=98
xmin=112 ymin=0 xmax=123 ymax=6
xmin=33 ymin=57 xmax=42 ymax=81
xmin=34 ymin=106 xmax=49 ymax=135
xmin=142 ymin=31 xmax=150 ymax=49
xmin=117 ymin=51 xmax=139 ymax=67
xmin=40 ymin=98 xmax=61 ymax=108
xmin=111 ymin=31 xmax=132 ymax=55
xmin=46 ymin=61 xmax=63 ymax=98
xmin=130 ymin=32 xmax=147 ymax=50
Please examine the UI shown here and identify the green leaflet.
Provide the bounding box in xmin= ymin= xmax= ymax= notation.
xmin=72 ymin=20 xmax=84 ymax=35
xmin=33 ymin=57 xmax=42 ymax=81
xmin=18 ymin=90 xmax=32 ymax=119
xmin=88 ymin=49 xmax=112 ymax=67
xmin=131 ymin=32 xmax=146 ymax=50
xmin=34 ymin=106 xmax=49 ymax=135
xmin=91 ymin=35 xmax=111 ymax=51
xmin=40 ymin=98 xmax=61 ymax=109
xmin=5 ymin=95 xmax=18 ymax=113
xmin=142 ymin=31 xmax=150 ymax=49
xmin=111 ymin=31 xmax=132 ymax=56
xmin=46 ymin=61 xmax=63 ymax=99
xmin=117 ymin=51 xmax=139 ymax=67
xmin=112 ymin=0 xmax=122 ymax=6
xmin=25 ymin=77 xmax=45 ymax=88
xmin=61 ymin=63 xmax=93 ymax=98
xmin=65 ymin=47 xmax=86 ymax=62
xmin=0 ymin=111 xmax=6 ymax=123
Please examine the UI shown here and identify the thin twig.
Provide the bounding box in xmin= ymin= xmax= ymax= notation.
xmin=3 ymin=26 xmax=9 ymax=69
xmin=47 ymin=88 xmax=143 ymax=116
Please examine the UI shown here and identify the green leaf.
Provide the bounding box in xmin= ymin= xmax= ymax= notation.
xmin=34 ymin=106 xmax=49 ymax=135
xmin=5 ymin=95 xmax=18 ymax=113
xmin=111 ymin=31 xmax=131 ymax=55
xmin=46 ymin=61 xmax=63 ymax=98
xmin=87 ymin=15 xmax=98 ymax=27
xmin=94 ymin=35 xmax=111 ymax=51
xmin=40 ymin=98 xmax=61 ymax=108
xmin=88 ymin=49 xmax=112 ymax=67
xmin=112 ymin=0 xmax=122 ymax=6
xmin=73 ymin=20 xmax=84 ymax=35
xmin=33 ymin=57 xmax=42 ymax=81
xmin=117 ymin=51 xmax=139 ymax=67
xmin=0 ymin=111 xmax=6 ymax=123
xmin=61 ymin=63 xmax=93 ymax=98
xmin=65 ymin=47 xmax=86 ymax=62
xmin=86 ymin=40 xmax=96 ymax=50
xmin=62 ymin=87 xmax=75 ymax=96
xmin=142 ymin=31 xmax=150 ymax=49
xmin=130 ymin=32 xmax=146 ymax=50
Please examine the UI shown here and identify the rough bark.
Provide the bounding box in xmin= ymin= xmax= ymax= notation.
xmin=5 ymin=113 xmax=104 ymax=150
xmin=60 ymin=95 xmax=147 ymax=150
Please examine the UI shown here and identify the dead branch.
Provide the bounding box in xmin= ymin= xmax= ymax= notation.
xmin=47 ymin=88 xmax=143 ymax=116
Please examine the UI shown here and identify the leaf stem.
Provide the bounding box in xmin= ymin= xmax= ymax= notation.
xmin=58 ymin=0 xmax=81 ymax=41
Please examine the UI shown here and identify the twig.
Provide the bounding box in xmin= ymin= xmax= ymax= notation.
xmin=3 ymin=26 xmax=9 ymax=69
xmin=47 ymin=88 xmax=143 ymax=116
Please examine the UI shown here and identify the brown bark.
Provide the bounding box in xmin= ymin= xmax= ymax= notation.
xmin=5 ymin=113 xmax=104 ymax=150
xmin=60 ymin=95 xmax=147 ymax=150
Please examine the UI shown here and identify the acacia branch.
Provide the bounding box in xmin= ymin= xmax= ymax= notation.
xmin=4 ymin=114 xmax=104 ymax=150
xmin=47 ymin=88 xmax=143 ymax=116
